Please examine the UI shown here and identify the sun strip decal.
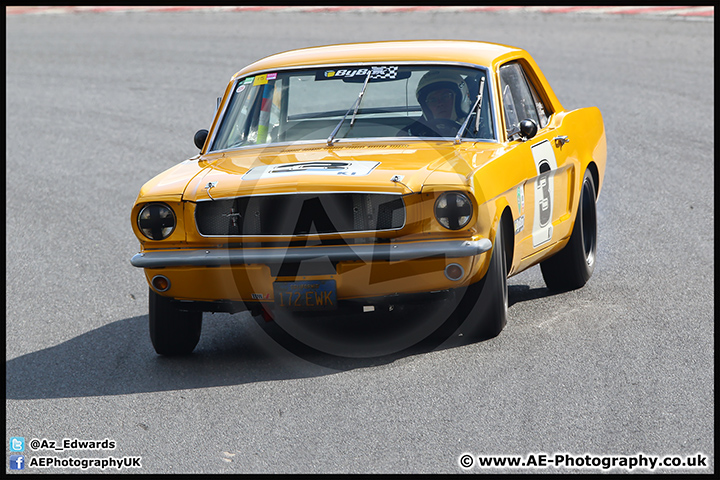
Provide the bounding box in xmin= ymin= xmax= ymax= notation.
xmin=315 ymin=66 xmax=410 ymax=82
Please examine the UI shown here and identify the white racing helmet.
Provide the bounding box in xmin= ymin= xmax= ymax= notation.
xmin=415 ymin=70 xmax=471 ymax=120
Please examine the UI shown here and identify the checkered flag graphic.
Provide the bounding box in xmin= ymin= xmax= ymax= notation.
xmin=371 ymin=66 xmax=398 ymax=79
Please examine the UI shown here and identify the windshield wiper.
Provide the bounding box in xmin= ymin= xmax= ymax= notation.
xmin=454 ymin=77 xmax=486 ymax=145
xmin=327 ymin=69 xmax=373 ymax=146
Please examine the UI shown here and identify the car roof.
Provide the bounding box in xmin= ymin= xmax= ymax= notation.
xmin=232 ymin=40 xmax=525 ymax=79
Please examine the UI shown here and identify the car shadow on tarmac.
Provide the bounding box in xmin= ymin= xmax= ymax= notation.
xmin=6 ymin=284 xmax=559 ymax=400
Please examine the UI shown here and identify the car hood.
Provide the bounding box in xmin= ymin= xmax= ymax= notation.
xmin=182 ymin=141 xmax=501 ymax=201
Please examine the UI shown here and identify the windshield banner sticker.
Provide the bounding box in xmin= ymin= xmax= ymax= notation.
xmin=316 ymin=66 xmax=410 ymax=82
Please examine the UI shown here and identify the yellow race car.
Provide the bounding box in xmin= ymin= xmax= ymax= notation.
xmin=131 ymin=40 xmax=606 ymax=356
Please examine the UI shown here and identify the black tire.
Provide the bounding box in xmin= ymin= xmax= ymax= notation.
xmin=540 ymin=168 xmax=597 ymax=291
xmin=149 ymin=288 xmax=202 ymax=355
xmin=457 ymin=222 xmax=508 ymax=340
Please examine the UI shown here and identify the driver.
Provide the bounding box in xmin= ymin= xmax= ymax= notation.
xmin=400 ymin=71 xmax=469 ymax=137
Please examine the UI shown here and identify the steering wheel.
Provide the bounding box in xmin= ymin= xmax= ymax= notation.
xmin=423 ymin=118 xmax=463 ymax=137
xmin=401 ymin=118 xmax=465 ymax=138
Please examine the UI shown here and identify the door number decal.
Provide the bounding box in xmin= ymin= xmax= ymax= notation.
xmin=531 ymin=140 xmax=557 ymax=247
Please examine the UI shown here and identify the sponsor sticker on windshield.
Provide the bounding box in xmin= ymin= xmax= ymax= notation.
xmin=253 ymin=74 xmax=268 ymax=86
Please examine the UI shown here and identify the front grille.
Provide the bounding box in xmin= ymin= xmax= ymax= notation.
xmin=195 ymin=193 xmax=405 ymax=236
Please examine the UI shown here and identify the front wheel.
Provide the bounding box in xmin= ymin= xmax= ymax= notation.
xmin=540 ymin=168 xmax=597 ymax=291
xmin=149 ymin=288 xmax=202 ymax=355
xmin=456 ymin=223 xmax=508 ymax=340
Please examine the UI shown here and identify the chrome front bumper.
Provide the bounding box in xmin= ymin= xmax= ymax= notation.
xmin=130 ymin=238 xmax=492 ymax=269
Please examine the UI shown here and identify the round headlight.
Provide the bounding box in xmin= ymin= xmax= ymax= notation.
xmin=138 ymin=203 xmax=176 ymax=240
xmin=434 ymin=192 xmax=473 ymax=230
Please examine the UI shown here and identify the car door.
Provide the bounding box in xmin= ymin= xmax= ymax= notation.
xmin=498 ymin=61 xmax=573 ymax=262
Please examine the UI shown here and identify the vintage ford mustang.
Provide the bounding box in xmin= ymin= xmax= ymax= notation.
xmin=130 ymin=40 xmax=606 ymax=356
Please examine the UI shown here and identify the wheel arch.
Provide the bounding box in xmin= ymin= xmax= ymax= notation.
xmin=585 ymin=161 xmax=600 ymax=200
xmin=470 ymin=198 xmax=514 ymax=284
xmin=499 ymin=205 xmax=514 ymax=274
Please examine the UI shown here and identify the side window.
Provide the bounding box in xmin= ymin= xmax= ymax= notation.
xmin=501 ymin=83 xmax=520 ymax=135
xmin=499 ymin=62 xmax=549 ymax=137
xmin=527 ymin=79 xmax=549 ymax=128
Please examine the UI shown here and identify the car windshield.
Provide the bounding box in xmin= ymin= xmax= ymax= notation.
xmin=210 ymin=65 xmax=493 ymax=151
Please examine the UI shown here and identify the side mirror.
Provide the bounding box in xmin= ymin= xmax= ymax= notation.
xmin=519 ymin=119 xmax=538 ymax=140
xmin=194 ymin=129 xmax=209 ymax=150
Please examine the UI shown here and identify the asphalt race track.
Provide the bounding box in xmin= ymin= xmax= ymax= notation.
xmin=6 ymin=8 xmax=714 ymax=474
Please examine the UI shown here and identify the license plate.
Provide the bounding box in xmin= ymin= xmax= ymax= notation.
xmin=273 ymin=280 xmax=337 ymax=310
